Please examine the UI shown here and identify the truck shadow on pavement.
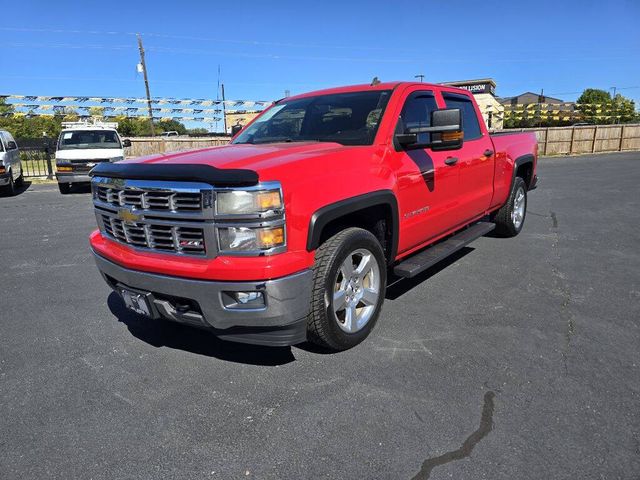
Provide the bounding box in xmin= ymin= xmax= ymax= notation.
xmin=107 ymin=247 xmax=474 ymax=362
xmin=1 ymin=180 xmax=32 ymax=197
xmin=108 ymin=292 xmax=297 ymax=366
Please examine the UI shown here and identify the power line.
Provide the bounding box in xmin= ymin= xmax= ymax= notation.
xmin=0 ymin=26 xmax=425 ymax=54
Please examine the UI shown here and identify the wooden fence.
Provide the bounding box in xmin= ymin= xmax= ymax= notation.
xmin=123 ymin=125 xmax=640 ymax=159
xmin=498 ymin=124 xmax=640 ymax=156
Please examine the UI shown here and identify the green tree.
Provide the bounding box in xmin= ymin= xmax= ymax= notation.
xmin=157 ymin=119 xmax=187 ymax=135
xmin=0 ymin=97 xmax=14 ymax=115
xmin=187 ymin=127 xmax=209 ymax=135
xmin=610 ymin=94 xmax=637 ymax=124
xmin=577 ymin=88 xmax=611 ymax=105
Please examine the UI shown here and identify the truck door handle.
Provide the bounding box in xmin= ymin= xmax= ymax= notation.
xmin=483 ymin=149 xmax=494 ymax=157
xmin=445 ymin=157 xmax=458 ymax=166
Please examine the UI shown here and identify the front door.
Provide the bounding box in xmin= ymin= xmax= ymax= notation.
xmin=389 ymin=89 xmax=464 ymax=254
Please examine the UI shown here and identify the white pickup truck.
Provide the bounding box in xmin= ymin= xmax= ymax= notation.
xmin=55 ymin=122 xmax=130 ymax=194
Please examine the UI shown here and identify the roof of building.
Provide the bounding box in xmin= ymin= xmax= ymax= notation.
xmin=499 ymin=92 xmax=564 ymax=104
xmin=441 ymin=78 xmax=497 ymax=87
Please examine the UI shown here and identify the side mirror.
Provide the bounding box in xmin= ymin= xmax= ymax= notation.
xmin=231 ymin=125 xmax=243 ymax=136
xmin=122 ymin=139 xmax=132 ymax=148
xmin=395 ymin=108 xmax=464 ymax=151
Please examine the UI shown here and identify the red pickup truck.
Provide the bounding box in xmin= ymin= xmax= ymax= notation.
xmin=89 ymin=81 xmax=537 ymax=351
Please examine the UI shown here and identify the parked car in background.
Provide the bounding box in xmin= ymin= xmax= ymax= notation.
xmin=89 ymin=81 xmax=537 ymax=351
xmin=160 ymin=131 xmax=179 ymax=138
xmin=0 ymin=130 xmax=23 ymax=196
xmin=55 ymin=121 xmax=130 ymax=194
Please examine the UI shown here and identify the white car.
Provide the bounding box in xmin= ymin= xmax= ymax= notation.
xmin=55 ymin=122 xmax=130 ymax=194
xmin=0 ymin=130 xmax=24 ymax=196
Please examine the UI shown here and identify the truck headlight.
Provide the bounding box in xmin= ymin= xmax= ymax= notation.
xmin=109 ymin=156 xmax=124 ymax=162
xmin=218 ymin=225 xmax=285 ymax=252
xmin=216 ymin=189 xmax=282 ymax=215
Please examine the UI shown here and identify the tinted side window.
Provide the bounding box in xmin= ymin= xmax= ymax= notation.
xmin=443 ymin=93 xmax=482 ymax=140
xmin=398 ymin=92 xmax=438 ymax=145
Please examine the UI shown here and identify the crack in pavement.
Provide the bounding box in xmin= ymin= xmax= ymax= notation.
xmin=410 ymin=391 xmax=495 ymax=480
xmin=546 ymin=210 xmax=576 ymax=375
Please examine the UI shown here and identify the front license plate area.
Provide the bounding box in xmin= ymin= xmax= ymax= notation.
xmin=119 ymin=286 xmax=154 ymax=317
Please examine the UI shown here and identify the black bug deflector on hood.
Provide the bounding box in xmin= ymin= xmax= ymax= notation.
xmin=89 ymin=162 xmax=259 ymax=187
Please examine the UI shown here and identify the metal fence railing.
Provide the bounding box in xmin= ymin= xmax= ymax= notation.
xmin=19 ymin=147 xmax=55 ymax=178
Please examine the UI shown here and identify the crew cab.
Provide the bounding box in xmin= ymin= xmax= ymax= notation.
xmin=89 ymin=82 xmax=537 ymax=351
xmin=56 ymin=121 xmax=131 ymax=194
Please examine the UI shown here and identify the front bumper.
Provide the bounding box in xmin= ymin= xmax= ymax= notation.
xmin=56 ymin=172 xmax=91 ymax=184
xmin=93 ymin=251 xmax=313 ymax=346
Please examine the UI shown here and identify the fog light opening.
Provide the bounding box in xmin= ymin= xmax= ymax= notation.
xmin=222 ymin=290 xmax=266 ymax=309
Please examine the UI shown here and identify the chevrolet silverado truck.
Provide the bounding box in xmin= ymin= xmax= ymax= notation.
xmin=89 ymin=82 xmax=537 ymax=351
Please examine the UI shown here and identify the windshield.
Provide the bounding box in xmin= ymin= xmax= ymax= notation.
xmin=58 ymin=130 xmax=122 ymax=150
xmin=232 ymin=90 xmax=392 ymax=146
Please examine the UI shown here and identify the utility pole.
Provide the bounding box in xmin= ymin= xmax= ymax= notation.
xmin=414 ymin=74 xmax=425 ymax=83
xmin=610 ymin=87 xmax=618 ymax=124
xmin=221 ymin=83 xmax=227 ymax=134
xmin=137 ymin=33 xmax=155 ymax=136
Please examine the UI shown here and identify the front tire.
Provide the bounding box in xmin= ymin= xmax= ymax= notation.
xmin=2 ymin=173 xmax=16 ymax=196
xmin=492 ymin=177 xmax=527 ymax=237
xmin=307 ymin=227 xmax=387 ymax=351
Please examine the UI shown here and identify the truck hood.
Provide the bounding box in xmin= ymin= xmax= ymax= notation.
xmin=56 ymin=148 xmax=124 ymax=161
xmin=125 ymin=142 xmax=352 ymax=172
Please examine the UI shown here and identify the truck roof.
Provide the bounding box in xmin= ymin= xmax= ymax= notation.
xmin=284 ymin=81 xmax=465 ymax=101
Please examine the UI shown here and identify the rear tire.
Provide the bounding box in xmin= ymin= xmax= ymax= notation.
xmin=58 ymin=183 xmax=71 ymax=195
xmin=307 ymin=227 xmax=387 ymax=351
xmin=492 ymin=177 xmax=527 ymax=237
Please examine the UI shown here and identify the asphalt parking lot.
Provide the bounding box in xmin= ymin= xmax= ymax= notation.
xmin=1 ymin=152 xmax=639 ymax=480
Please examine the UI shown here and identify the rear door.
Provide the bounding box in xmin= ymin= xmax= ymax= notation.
xmin=442 ymin=91 xmax=495 ymax=221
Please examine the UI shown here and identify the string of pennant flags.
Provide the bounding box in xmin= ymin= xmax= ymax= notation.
xmin=0 ymin=94 xmax=273 ymax=108
xmin=2 ymin=112 xmax=225 ymax=122
xmin=0 ymin=93 xmax=273 ymax=125
xmin=4 ymin=103 xmax=265 ymax=114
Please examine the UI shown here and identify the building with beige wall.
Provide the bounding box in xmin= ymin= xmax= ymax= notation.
xmin=441 ymin=78 xmax=504 ymax=130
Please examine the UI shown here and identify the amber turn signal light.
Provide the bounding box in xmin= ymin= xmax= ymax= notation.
xmin=257 ymin=226 xmax=285 ymax=248
xmin=441 ymin=131 xmax=463 ymax=142
xmin=57 ymin=166 xmax=73 ymax=172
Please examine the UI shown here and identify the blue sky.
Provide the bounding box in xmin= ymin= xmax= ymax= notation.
xmin=1 ymin=0 xmax=639 ymax=106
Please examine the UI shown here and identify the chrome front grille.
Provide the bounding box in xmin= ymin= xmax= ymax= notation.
xmin=101 ymin=214 xmax=206 ymax=255
xmin=96 ymin=185 xmax=202 ymax=212
xmin=92 ymin=177 xmax=216 ymax=258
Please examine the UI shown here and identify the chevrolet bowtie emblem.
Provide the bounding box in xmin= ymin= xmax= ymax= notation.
xmin=117 ymin=208 xmax=141 ymax=223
